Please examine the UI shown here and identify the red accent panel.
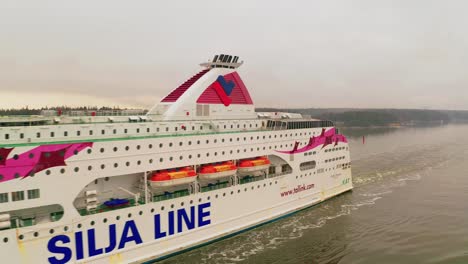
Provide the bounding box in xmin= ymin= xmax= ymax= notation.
xmin=231 ymin=72 xmax=253 ymax=104
xmin=212 ymin=82 xmax=232 ymax=106
xmin=161 ymin=69 xmax=210 ymax=102
xmin=0 ymin=148 xmax=13 ymax=166
xmin=197 ymin=71 xmax=253 ymax=105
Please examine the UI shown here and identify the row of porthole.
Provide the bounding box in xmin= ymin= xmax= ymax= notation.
xmin=40 ymin=140 xmax=338 ymax=178
xmin=324 ymin=146 xmax=347 ymax=153
xmin=44 ymin=144 xmax=302 ymax=176
xmin=2 ymin=122 xmax=264 ymax=141
xmin=87 ymin=133 xmax=318 ymax=155
xmin=17 ymin=139 xmax=336 ymax=177
xmin=2 ymin=128 xmax=317 ymax=148
xmin=5 ymin=149 xmax=79 ymax=161
xmin=324 ymin=156 xmax=346 ymax=163
xmin=296 ymin=172 xmax=315 ymax=179
xmin=9 ymin=180 xmax=280 ymax=242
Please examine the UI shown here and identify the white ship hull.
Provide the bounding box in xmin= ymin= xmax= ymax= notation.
xmin=0 ymin=54 xmax=353 ymax=264
xmin=1 ymin=168 xmax=352 ymax=264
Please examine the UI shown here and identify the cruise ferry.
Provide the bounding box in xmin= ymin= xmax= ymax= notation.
xmin=0 ymin=54 xmax=353 ymax=264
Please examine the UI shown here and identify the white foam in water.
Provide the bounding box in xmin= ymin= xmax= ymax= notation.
xmin=186 ymin=155 xmax=450 ymax=263
xmin=398 ymin=173 xmax=422 ymax=182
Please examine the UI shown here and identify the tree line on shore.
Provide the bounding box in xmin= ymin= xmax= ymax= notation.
xmin=257 ymin=108 xmax=468 ymax=127
xmin=0 ymin=106 xmax=135 ymax=116
xmin=2 ymin=106 xmax=468 ymax=127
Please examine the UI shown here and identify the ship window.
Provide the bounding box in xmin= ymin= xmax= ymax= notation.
xmin=27 ymin=189 xmax=40 ymax=199
xmin=77 ymin=131 xmax=81 ymax=136
xmin=124 ymin=129 xmax=128 ymax=134
xmin=4 ymin=134 xmax=9 ymax=140
xmin=149 ymin=144 xmax=153 ymax=149
xmin=137 ymin=128 xmax=140 ymax=133
xmin=0 ymin=193 xmax=8 ymax=203
xmin=113 ymin=129 xmax=117 ymax=134
xmin=113 ymin=147 xmax=118 ymax=152
xmin=89 ymin=130 xmax=93 ymax=135
xmin=174 ymin=127 xmax=178 ymax=132
xmin=179 ymin=142 xmax=183 ymax=146
xmin=20 ymin=133 xmax=24 ymax=139
xmin=36 ymin=132 xmax=41 ymax=138
xmin=101 ymin=130 xmax=105 ymax=135
xmin=166 ymin=127 xmax=169 ymax=132
xmin=159 ymin=143 xmax=163 ymax=148
xmin=12 ymin=191 xmax=25 ymax=202
xmin=137 ymin=145 xmax=141 ymax=150
xmin=147 ymin=128 xmax=150 ymax=133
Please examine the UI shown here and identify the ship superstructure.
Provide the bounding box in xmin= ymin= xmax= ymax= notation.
xmin=0 ymin=54 xmax=353 ymax=264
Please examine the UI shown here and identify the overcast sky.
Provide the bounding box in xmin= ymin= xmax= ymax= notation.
xmin=1 ymin=1 xmax=467 ymax=110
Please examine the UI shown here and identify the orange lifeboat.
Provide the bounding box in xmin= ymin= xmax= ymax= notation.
xmin=238 ymin=156 xmax=270 ymax=175
xmin=199 ymin=161 xmax=237 ymax=180
xmin=149 ymin=167 xmax=197 ymax=188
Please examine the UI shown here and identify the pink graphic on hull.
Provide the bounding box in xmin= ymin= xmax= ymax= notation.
xmin=276 ymin=128 xmax=347 ymax=154
xmin=0 ymin=142 xmax=93 ymax=183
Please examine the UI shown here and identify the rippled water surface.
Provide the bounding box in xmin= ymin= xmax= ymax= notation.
xmin=161 ymin=125 xmax=468 ymax=264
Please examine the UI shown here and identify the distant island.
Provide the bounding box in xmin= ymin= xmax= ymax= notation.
xmin=257 ymin=108 xmax=468 ymax=127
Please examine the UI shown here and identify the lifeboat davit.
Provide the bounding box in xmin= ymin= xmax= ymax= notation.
xmin=238 ymin=157 xmax=270 ymax=175
xmin=150 ymin=167 xmax=197 ymax=188
xmin=199 ymin=161 xmax=237 ymax=180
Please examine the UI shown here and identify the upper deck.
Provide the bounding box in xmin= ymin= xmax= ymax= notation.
xmin=0 ymin=112 xmax=333 ymax=148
